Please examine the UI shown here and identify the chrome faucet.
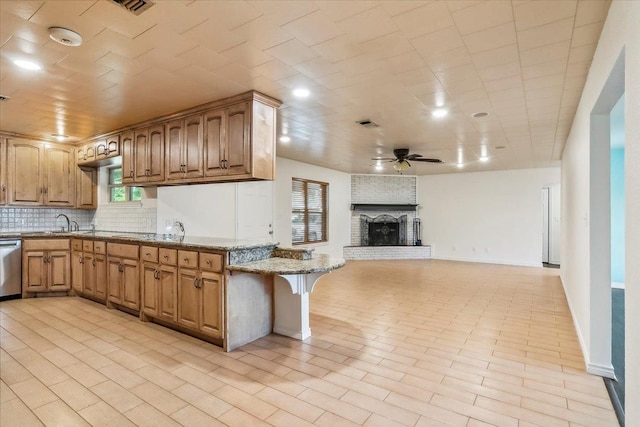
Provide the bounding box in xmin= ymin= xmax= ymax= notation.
xmin=71 ymin=221 xmax=79 ymax=231
xmin=174 ymin=221 xmax=185 ymax=239
xmin=55 ymin=213 xmax=71 ymax=232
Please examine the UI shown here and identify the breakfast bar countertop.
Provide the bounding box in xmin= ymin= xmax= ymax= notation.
xmin=227 ymin=254 xmax=346 ymax=275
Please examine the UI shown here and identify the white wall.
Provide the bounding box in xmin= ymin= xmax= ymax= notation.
xmin=418 ymin=168 xmax=560 ymax=267
xmin=561 ymin=0 xmax=639 ymax=422
xmin=273 ymin=157 xmax=350 ymax=258
xmin=156 ymin=181 xmax=273 ymax=241
xmin=549 ymin=183 xmax=562 ymax=265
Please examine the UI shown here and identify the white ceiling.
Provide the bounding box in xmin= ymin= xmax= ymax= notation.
xmin=0 ymin=0 xmax=610 ymax=175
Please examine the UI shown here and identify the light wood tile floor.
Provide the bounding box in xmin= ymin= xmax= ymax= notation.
xmin=1 ymin=260 xmax=617 ymax=426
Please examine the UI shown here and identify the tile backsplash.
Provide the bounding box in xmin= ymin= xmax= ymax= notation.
xmin=92 ymin=203 xmax=156 ymax=233
xmin=0 ymin=208 xmax=94 ymax=232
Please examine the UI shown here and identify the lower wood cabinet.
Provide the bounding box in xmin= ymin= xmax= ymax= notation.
xmin=22 ymin=239 xmax=71 ymax=295
xmin=141 ymin=247 xmax=178 ymax=323
xmin=72 ymin=239 xmax=106 ymax=301
xmin=176 ymin=251 xmax=224 ymax=340
xmin=107 ymin=243 xmax=140 ymax=311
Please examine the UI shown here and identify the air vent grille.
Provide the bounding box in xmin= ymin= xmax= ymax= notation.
xmin=111 ymin=0 xmax=155 ymax=15
xmin=356 ymin=119 xmax=379 ymax=128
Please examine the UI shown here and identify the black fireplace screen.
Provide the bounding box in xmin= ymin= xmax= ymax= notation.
xmin=360 ymin=214 xmax=407 ymax=246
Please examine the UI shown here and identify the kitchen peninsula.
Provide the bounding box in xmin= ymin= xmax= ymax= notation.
xmin=15 ymin=231 xmax=345 ymax=351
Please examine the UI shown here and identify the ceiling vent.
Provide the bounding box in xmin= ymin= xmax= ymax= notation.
xmin=110 ymin=0 xmax=155 ymax=15
xmin=356 ymin=119 xmax=380 ymax=128
xmin=0 ymin=95 xmax=10 ymax=102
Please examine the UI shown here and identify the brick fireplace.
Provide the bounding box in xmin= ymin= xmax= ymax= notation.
xmin=344 ymin=175 xmax=432 ymax=260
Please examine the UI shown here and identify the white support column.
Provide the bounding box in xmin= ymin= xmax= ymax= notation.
xmin=273 ymin=272 xmax=327 ymax=340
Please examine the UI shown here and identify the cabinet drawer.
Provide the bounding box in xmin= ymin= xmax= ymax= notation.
xmin=82 ymin=240 xmax=93 ymax=252
xmin=159 ymin=248 xmax=177 ymax=265
xmin=178 ymin=250 xmax=198 ymax=268
xmin=94 ymin=241 xmax=106 ymax=254
xmin=23 ymin=239 xmax=69 ymax=251
xmin=107 ymin=243 xmax=139 ymax=259
xmin=200 ymin=252 xmax=223 ymax=272
xmin=72 ymin=239 xmax=82 ymax=251
xmin=141 ymin=246 xmax=159 ymax=263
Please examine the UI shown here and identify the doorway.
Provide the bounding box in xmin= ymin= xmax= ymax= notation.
xmin=542 ymin=185 xmax=560 ymax=267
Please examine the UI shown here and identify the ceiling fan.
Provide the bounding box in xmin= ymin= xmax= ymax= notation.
xmin=372 ymin=148 xmax=443 ymax=172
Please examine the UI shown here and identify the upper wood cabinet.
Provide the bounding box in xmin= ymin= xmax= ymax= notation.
xmin=97 ymin=134 xmax=120 ymax=159
xmin=203 ymin=102 xmax=250 ymax=178
xmin=165 ymin=114 xmax=203 ymax=181
xmin=76 ymin=142 xmax=96 ymax=164
xmin=7 ymin=139 xmax=75 ymax=207
xmin=0 ymin=139 xmax=6 ymax=205
xmin=77 ymin=134 xmax=120 ymax=166
xmin=121 ymin=131 xmax=135 ymax=184
xmin=76 ymin=166 xmax=97 ymax=209
xmin=133 ymin=125 xmax=164 ymax=183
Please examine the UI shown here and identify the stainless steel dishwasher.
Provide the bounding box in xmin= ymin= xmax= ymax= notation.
xmin=0 ymin=239 xmax=22 ymax=300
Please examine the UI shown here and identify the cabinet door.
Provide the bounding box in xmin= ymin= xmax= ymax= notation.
xmin=121 ymin=259 xmax=140 ymax=310
xmin=7 ymin=140 xmax=42 ymax=205
xmin=142 ymin=262 xmax=159 ymax=316
xmin=158 ymin=264 xmax=178 ymax=322
xmin=48 ymin=250 xmax=71 ymax=291
xmin=225 ymin=102 xmax=251 ymax=176
xmin=200 ymin=271 xmax=224 ymax=338
xmin=94 ymin=254 xmax=107 ymax=301
xmin=83 ymin=252 xmax=95 ymax=296
xmin=177 ymin=268 xmax=199 ymax=329
xmin=183 ymin=114 xmax=203 ymax=179
xmin=147 ymin=125 xmax=164 ymax=182
xmin=165 ymin=120 xmax=184 ymax=181
xmin=23 ymin=250 xmax=47 ymax=292
xmin=76 ymin=167 xmax=97 ymax=209
xmin=44 ymin=144 xmax=75 ymax=206
xmin=106 ymin=135 xmax=120 ymax=157
xmin=121 ymin=132 xmax=135 ymax=184
xmin=134 ymin=129 xmax=149 ymax=182
xmin=71 ymin=251 xmax=84 ymax=293
xmin=107 ymin=257 xmax=122 ymax=304
xmin=1 ymin=139 xmax=6 ymax=205
xmin=203 ymin=109 xmax=225 ymax=177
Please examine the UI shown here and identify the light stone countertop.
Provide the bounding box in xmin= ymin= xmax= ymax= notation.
xmin=227 ymin=254 xmax=346 ymax=275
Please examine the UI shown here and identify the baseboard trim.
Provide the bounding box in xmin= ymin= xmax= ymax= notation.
xmin=432 ymin=255 xmax=541 ymax=268
xmin=612 ymin=282 xmax=625 ymax=289
xmin=587 ymin=362 xmax=617 ymax=379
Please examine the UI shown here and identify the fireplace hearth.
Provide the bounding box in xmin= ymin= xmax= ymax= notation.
xmin=360 ymin=214 xmax=407 ymax=246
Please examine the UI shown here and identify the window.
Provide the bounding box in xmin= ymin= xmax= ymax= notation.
xmin=292 ymin=178 xmax=328 ymax=244
xmin=108 ymin=167 xmax=142 ymax=202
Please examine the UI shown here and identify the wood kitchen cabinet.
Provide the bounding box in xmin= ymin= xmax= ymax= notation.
xmin=141 ymin=246 xmax=178 ymax=323
xmin=133 ymin=125 xmax=164 ymax=184
xmin=0 ymin=139 xmax=6 ymax=205
xmin=107 ymin=243 xmax=140 ymax=311
xmin=177 ymin=250 xmax=224 ymax=339
xmin=76 ymin=142 xmax=96 ymax=165
xmin=121 ymin=131 xmax=135 ymax=184
xmin=7 ymin=139 xmax=75 ymax=207
xmin=96 ymin=134 xmax=120 ymax=159
xmin=166 ymin=114 xmax=204 ymax=181
xmin=72 ymin=239 xmax=106 ymax=302
xmin=203 ymin=102 xmax=250 ymax=178
xmin=22 ymin=239 xmax=71 ymax=296
xmin=76 ymin=166 xmax=97 ymax=209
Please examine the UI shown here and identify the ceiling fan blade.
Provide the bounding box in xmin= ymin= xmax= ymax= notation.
xmin=371 ymin=157 xmax=396 ymax=161
xmin=405 ymin=154 xmax=423 ymax=160
xmin=412 ymin=158 xmax=443 ymax=163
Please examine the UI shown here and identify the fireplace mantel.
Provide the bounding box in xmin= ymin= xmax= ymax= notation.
xmin=351 ymin=204 xmax=418 ymax=212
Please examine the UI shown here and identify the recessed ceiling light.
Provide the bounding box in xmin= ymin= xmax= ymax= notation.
xmin=48 ymin=27 xmax=83 ymax=47
xmin=51 ymin=134 xmax=68 ymax=141
xmin=472 ymin=112 xmax=489 ymax=118
xmin=479 ymin=156 xmax=490 ymax=162
xmin=14 ymin=59 xmax=41 ymax=70
xmin=279 ymin=135 xmax=291 ymax=143
xmin=292 ymin=88 xmax=310 ymax=98
xmin=432 ymin=108 xmax=448 ymax=118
